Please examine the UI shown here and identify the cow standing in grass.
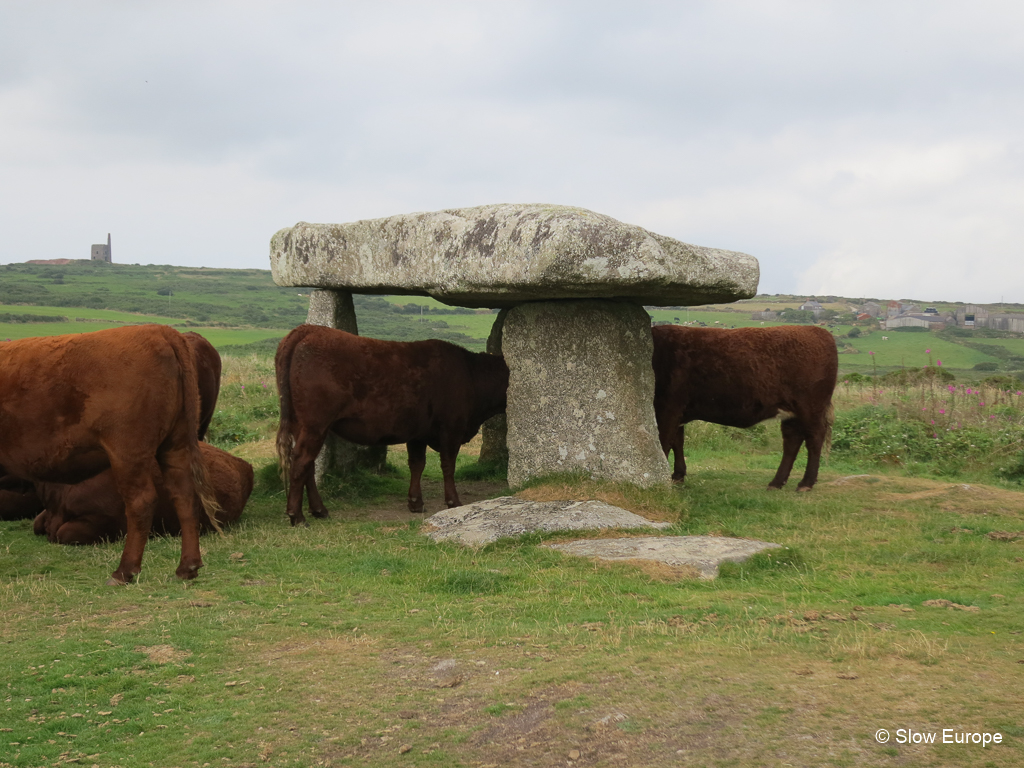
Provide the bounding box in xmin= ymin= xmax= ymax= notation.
xmin=0 ymin=325 xmax=220 ymax=583
xmin=275 ymin=325 xmax=509 ymax=525
xmin=652 ymin=325 xmax=838 ymax=491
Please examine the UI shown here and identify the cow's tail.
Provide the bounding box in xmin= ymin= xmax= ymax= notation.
xmin=275 ymin=327 xmax=304 ymax=493
xmin=823 ymin=401 xmax=835 ymax=460
xmin=170 ymin=331 xmax=224 ymax=533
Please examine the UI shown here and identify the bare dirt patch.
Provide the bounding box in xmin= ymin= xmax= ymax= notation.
xmin=825 ymin=474 xmax=1024 ymax=517
xmin=134 ymin=644 xmax=192 ymax=664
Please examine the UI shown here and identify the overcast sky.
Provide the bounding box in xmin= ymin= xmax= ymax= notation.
xmin=2 ymin=1 xmax=1022 ymax=304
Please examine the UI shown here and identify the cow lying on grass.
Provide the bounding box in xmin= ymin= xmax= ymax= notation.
xmin=652 ymin=325 xmax=838 ymax=491
xmin=33 ymin=443 xmax=252 ymax=545
xmin=0 ymin=330 xmax=222 ymax=522
xmin=0 ymin=487 xmax=43 ymax=522
xmin=0 ymin=325 xmax=220 ymax=583
xmin=275 ymin=325 xmax=509 ymax=525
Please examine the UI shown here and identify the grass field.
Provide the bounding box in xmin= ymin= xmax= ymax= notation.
xmin=4 ymin=347 xmax=1024 ymax=766
xmin=4 ymin=446 xmax=1024 ymax=766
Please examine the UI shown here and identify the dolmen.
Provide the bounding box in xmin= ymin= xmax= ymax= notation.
xmin=270 ymin=204 xmax=758 ymax=488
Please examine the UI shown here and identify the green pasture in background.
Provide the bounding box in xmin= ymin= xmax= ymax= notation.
xmin=3 ymin=263 xmax=1024 ymax=375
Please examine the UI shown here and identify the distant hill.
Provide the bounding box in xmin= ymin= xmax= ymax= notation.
xmin=0 ymin=261 xmax=492 ymax=351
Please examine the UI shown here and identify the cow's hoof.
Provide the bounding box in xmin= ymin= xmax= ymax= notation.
xmin=671 ymin=475 xmax=686 ymax=484
xmin=289 ymin=516 xmax=307 ymax=527
xmin=311 ymin=508 xmax=330 ymax=519
xmin=796 ymin=485 xmax=813 ymax=493
xmin=175 ymin=565 xmax=201 ymax=580
xmin=408 ymin=501 xmax=424 ymax=514
xmin=766 ymin=484 xmax=783 ymax=491
xmin=106 ymin=576 xmax=130 ymax=586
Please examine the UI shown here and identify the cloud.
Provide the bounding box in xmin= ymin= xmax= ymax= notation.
xmin=1 ymin=1 xmax=1023 ymax=303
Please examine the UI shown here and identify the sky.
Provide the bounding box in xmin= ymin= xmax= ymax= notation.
xmin=1 ymin=1 xmax=1022 ymax=304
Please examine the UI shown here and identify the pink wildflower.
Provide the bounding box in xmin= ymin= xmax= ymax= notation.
xmin=939 ymin=409 xmax=945 ymax=414
xmin=937 ymin=359 xmax=942 ymax=366
xmin=925 ymin=349 xmax=931 ymax=354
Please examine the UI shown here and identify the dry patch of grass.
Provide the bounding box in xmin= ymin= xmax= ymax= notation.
xmin=133 ymin=644 xmax=192 ymax=664
xmin=516 ymin=478 xmax=682 ymax=523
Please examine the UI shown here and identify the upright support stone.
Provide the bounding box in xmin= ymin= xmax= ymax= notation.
xmin=478 ymin=309 xmax=509 ymax=466
xmin=307 ymin=288 xmax=358 ymax=331
xmin=503 ymin=300 xmax=670 ymax=488
xmin=305 ymin=289 xmax=388 ymax=480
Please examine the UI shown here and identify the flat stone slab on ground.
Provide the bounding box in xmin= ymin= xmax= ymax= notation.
xmin=422 ymin=497 xmax=670 ymax=547
xmin=545 ymin=536 xmax=783 ymax=580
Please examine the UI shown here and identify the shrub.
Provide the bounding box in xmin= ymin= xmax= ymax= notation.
xmin=847 ymin=327 xmax=861 ymax=338
xmin=982 ymin=375 xmax=1017 ymax=388
xmin=973 ymin=362 xmax=999 ymax=371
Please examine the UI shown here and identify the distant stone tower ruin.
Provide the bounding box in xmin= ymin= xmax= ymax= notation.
xmin=90 ymin=233 xmax=112 ymax=263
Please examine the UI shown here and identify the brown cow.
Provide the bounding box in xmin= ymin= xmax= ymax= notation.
xmin=275 ymin=324 xmax=509 ymax=526
xmin=33 ymin=443 xmax=252 ymax=545
xmin=0 ymin=325 xmax=219 ymax=583
xmin=0 ymin=330 xmax=222 ymax=521
xmin=0 ymin=487 xmax=43 ymax=522
xmin=652 ymin=325 xmax=838 ymax=491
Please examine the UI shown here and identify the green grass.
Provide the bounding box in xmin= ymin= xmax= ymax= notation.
xmin=5 ymin=356 xmax=1024 ymax=765
xmin=4 ymin=452 xmax=1024 ymax=766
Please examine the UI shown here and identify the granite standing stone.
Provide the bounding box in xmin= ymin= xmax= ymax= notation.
xmin=504 ymin=300 xmax=670 ymax=487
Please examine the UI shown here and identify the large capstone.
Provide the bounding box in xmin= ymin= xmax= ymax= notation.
xmin=504 ymin=300 xmax=670 ymax=487
xmin=271 ymin=204 xmax=758 ymax=308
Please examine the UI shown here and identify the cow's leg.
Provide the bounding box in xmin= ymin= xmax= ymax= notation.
xmin=304 ymin=474 xmax=330 ymax=519
xmin=797 ymin=416 xmax=826 ymax=491
xmin=670 ymin=425 xmax=687 ymax=483
xmin=160 ymin=446 xmax=205 ymax=581
xmin=33 ymin=509 xmax=53 ymax=537
xmin=768 ymin=418 xmax=805 ymax=490
xmin=286 ymin=428 xmax=327 ymax=527
xmin=407 ymin=441 xmax=427 ymax=514
xmin=439 ymin=445 xmax=462 ymax=509
xmin=54 ymin=519 xmax=106 ymax=545
xmin=107 ymin=458 xmax=160 ymax=585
